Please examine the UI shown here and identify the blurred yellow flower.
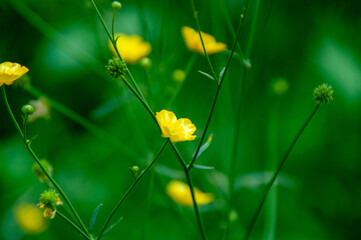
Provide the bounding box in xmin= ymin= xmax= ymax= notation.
xmin=109 ymin=34 xmax=151 ymax=64
xmin=13 ymin=203 xmax=48 ymax=234
xmin=0 ymin=62 xmax=29 ymax=86
xmin=166 ymin=180 xmax=214 ymax=206
xmin=156 ymin=110 xmax=196 ymax=143
xmin=181 ymin=26 xmax=227 ymax=55
xmin=28 ymin=98 xmax=51 ymax=122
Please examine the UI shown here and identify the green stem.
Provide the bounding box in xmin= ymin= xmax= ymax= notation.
xmin=111 ymin=9 xmax=116 ymax=40
xmin=25 ymin=85 xmax=138 ymax=160
xmin=118 ymin=77 xmax=158 ymax=126
xmin=2 ymin=86 xmax=90 ymax=237
xmin=245 ymin=0 xmax=261 ymax=58
xmin=57 ymin=211 xmax=92 ymax=240
xmin=169 ymin=142 xmax=207 ymax=240
xmin=190 ymin=0 xmax=219 ymax=83
xmin=97 ymin=139 xmax=169 ymax=240
xmin=224 ymin=68 xmax=248 ymax=239
xmin=88 ymin=0 xmax=145 ymax=101
xmin=263 ymin=98 xmax=280 ymax=240
xmin=243 ymin=103 xmax=320 ymax=240
xmin=188 ymin=13 xmax=245 ymax=170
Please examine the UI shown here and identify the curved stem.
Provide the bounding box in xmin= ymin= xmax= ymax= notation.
xmin=2 ymin=86 xmax=90 ymax=237
xmin=88 ymin=0 xmax=145 ymax=101
xmin=190 ymin=0 xmax=219 ymax=83
xmin=243 ymin=103 xmax=320 ymax=240
xmin=97 ymin=139 xmax=169 ymax=240
xmin=188 ymin=13 xmax=245 ymax=170
xmin=169 ymin=142 xmax=206 ymax=240
xmin=224 ymin=68 xmax=248 ymax=239
xmin=58 ymin=211 xmax=92 ymax=240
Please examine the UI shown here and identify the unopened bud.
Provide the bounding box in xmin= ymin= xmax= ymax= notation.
xmin=130 ymin=166 xmax=140 ymax=179
xmin=22 ymin=105 xmax=34 ymax=115
xmin=111 ymin=1 xmax=122 ymax=10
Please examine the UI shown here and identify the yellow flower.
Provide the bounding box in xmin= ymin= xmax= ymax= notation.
xmin=181 ymin=26 xmax=227 ymax=55
xmin=0 ymin=62 xmax=29 ymax=86
xmin=13 ymin=203 xmax=48 ymax=234
xmin=109 ymin=34 xmax=151 ymax=64
xmin=156 ymin=110 xmax=196 ymax=143
xmin=166 ymin=180 xmax=214 ymax=206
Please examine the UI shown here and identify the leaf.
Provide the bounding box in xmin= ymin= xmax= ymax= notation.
xmin=89 ymin=203 xmax=103 ymax=230
xmin=192 ymin=134 xmax=213 ymax=160
xmin=103 ymin=217 xmax=124 ymax=235
xmin=198 ymin=70 xmax=215 ymax=81
xmin=193 ymin=164 xmax=215 ymax=170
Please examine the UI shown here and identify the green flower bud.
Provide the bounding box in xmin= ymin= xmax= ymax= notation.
xmin=111 ymin=1 xmax=122 ymax=10
xmin=139 ymin=57 xmax=152 ymax=70
xmin=130 ymin=166 xmax=140 ymax=179
xmin=37 ymin=189 xmax=63 ymax=219
xmin=105 ymin=57 xmax=127 ymax=79
xmin=313 ymin=83 xmax=334 ymax=104
xmin=32 ymin=159 xmax=53 ymax=183
xmin=22 ymin=104 xmax=34 ymax=115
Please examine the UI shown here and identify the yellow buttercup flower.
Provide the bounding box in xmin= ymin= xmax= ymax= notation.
xmin=166 ymin=180 xmax=214 ymax=206
xmin=181 ymin=26 xmax=227 ymax=55
xmin=156 ymin=110 xmax=196 ymax=143
xmin=109 ymin=34 xmax=151 ymax=64
xmin=0 ymin=62 xmax=29 ymax=86
xmin=13 ymin=203 xmax=48 ymax=234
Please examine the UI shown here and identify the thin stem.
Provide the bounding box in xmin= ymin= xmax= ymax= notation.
xmin=245 ymin=0 xmax=261 ymax=58
xmin=25 ymin=85 xmax=139 ymax=160
xmin=97 ymin=139 xmax=169 ymax=240
xmin=57 ymin=211 xmax=92 ymax=240
xmin=224 ymin=68 xmax=248 ymax=239
xmin=188 ymin=14 xmax=245 ymax=170
xmin=169 ymin=142 xmax=207 ymax=240
xmin=190 ymin=0 xmax=219 ymax=83
xmin=88 ymin=0 xmax=145 ymax=101
xmin=243 ymin=103 xmax=320 ymax=240
xmin=111 ymin=9 xmax=116 ymax=40
xmin=118 ymin=77 xmax=158 ymax=126
xmin=2 ymin=86 xmax=90 ymax=237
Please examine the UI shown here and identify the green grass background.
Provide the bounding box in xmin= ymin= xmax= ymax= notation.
xmin=0 ymin=0 xmax=360 ymax=239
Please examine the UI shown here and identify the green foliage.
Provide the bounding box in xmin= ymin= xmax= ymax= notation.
xmin=0 ymin=0 xmax=359 ymax=240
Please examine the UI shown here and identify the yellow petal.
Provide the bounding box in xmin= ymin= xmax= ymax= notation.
xmin=166 ymin=180 xmax=214 ymax=206
xmin=109 ymin=34 xmax=152 ymax=64
xmin=13 ymin=203 xmax=48 ymax=235
xmin=181 ymin=26 xmax=227 ymax=55
xmin=0 ymin=62 xmax=29 ymax=86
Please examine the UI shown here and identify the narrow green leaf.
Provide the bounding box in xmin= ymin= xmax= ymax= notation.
xmin=103 ymin=217 xmax=123 ymax=235
xmin=89 ymin=203 xmax=103 ymax=230
xmin=193 ymin=164 xmax=215 ymax=170
xmin=198 ymin=70 xmax=215 ymax=81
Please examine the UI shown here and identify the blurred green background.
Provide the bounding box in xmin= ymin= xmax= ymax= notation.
xmin=1 ymin=0 xmax=360 ymax=239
